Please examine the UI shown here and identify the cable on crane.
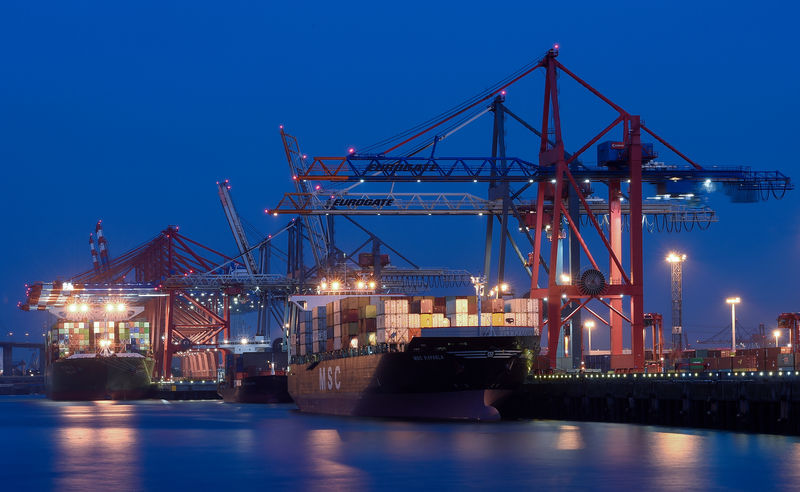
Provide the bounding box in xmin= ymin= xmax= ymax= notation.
xmin=358 ymin=56 xmax=545 ymax=155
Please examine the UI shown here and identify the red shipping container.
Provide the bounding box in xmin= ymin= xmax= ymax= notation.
xmin=717 ymin=357 xmax=733 ymax=371
xmin=733 ymin=355 xmax=757 ymax=370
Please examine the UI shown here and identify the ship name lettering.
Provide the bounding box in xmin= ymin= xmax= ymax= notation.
xmin=320 ymin=366 xmax=342 ymax=391
xmin=413 ymin=354 xmax=444 ymax=361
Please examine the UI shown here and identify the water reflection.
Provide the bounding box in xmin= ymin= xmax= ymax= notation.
xmin=55 ymin=403 xmax=139 ymax=490
xmin=305 ymin=428 xmax=368 ymax=490
xmin=5 ymin=398 xmax=800 ymax=490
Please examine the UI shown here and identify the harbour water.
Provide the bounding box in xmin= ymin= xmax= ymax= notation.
xmin=1 ymin=396 xmax=798 ymax=491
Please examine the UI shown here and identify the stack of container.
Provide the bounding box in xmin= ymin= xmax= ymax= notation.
xmin=53 ymin=321 xmax=90 ymax=357
xmin=293 ymin=295 xmax=540 ymax=358
xmin=297 ymin=310 xmax=313 ymax=356
xmin=311 ymin=306 xmax=326 ymax=354
xmin=51 ymin=319 xmax=152 ymax=357
xmin=122 ymin=321 xmax=151 ymax=352
xmin=377 ymin=298 xmax=410 ymax=344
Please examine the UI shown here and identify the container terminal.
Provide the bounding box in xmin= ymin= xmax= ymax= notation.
xmin=12 ymin=47 xmax=800 ymax=431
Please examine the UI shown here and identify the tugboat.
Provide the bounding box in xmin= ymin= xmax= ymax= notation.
xmin=217 ymin=337 xmax=292 ymax=403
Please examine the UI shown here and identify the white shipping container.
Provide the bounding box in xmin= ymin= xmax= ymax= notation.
xmin=409 ymin=314 xmax=420 ymax=329
xmin=393 ymin=328 xmax=409 ymax=343
xmin=397 ymin=314 xmax=408 ymax=328
xmin=334 ymin=311 xmax=341 ymax=324
xmin=481 ymin=313 xmax=492 ymax=325
xmin=504 ymin=313 xmax=516 ymax=325
xmin=515 ymin=312 xmax=528 ymax=326
xmin=333 ymin=324 xmax=342 ymax=337
xmin=467 ymin=314 xmax=478 ymax=326
xmin=447 ymin=298 xmax=468 ymax=314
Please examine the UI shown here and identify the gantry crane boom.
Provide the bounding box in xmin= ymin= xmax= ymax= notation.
xmin=217 ymin=180 xmax=258 ymax=275
xmin=280 ymin=128 xmax=330 ymax=272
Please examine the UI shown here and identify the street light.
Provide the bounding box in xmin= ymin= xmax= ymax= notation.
xmin=584 ymin=320 xmax=595 ymax=353
xmin=726 ymin=297 xmax=741 ymax=353
xmin=774 ymin=329 xmax=781 ymax=348
xmin=666 ymin=252 xmax=687 ymax=352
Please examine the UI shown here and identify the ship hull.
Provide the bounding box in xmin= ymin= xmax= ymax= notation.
xmin=46 ymin=356 xmax=154 ymax=401
xmin=218 ymin=375 xmax=293 ymax=403
xmin=289 ymin=335 xmax=536 ymax=421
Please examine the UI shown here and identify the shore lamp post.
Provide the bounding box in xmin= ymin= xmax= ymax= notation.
xmin=666 ymin=252 xmax=687 ymax=352
xmin=726 ymin=297 xmax=741 ymax=353
xmin=774 ymin=329 xmax=781 ymax=348
xmin=585 ymin=320 xmax=595 ymax=354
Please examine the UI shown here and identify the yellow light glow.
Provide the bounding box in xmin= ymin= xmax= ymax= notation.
xmin=80 ymin=304 xmax=89 ymax=312
xmin=726 ymin=297 xmax=741 ymax=304
xmin=117 ymin=303 xmax=125 ymax=312
xmin=320 ymin=282 xmax=328 ymax=290
xmin=106 ymin=303 xmax=114 ymax=312
xmin=584 ymin=320 xmax=595 ymax=329
xmin=368 ymin=281 xmax=376 ymax=289
xmin=665 ymin=252 xmax=687 ymax=263
xmin=68 ymin=304 xmax=78 ymax=313
xmin=240 ymin=337 xmax=248 ymax=345
xmin=774 ymin=330 xmax=781 ymax=338
xmin=331 ymin=281 xmax=340 ymax=291
xmin=357 ymin=281 xmax=365 ymax=289
xmin=500 ymin=283 xmax=509 ymax=292
xmin=560 ymin=274 xmax=570 ymax=283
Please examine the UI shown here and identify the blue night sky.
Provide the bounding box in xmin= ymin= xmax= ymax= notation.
xmin=1 ymin=1 xmax=798 ymax=350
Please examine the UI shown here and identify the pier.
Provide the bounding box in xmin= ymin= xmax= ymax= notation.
xmin=505 ymin=372 xmax=800 ymax=435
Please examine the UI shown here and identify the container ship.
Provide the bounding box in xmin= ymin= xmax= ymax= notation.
xmin=288 ymin=295 xmax=539 ymax=421
xmin=218 ymin=340 xmax=292 ymax=403
xmin=45 ymin=318 xmax=154 ymax=400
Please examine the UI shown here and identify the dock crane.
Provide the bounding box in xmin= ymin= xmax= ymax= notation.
xmin=282 ymin=47 xmax=792 ymax=371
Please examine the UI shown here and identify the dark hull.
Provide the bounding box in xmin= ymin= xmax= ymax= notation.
xmin=289 ymin=335 xmax=537 ymax=421
xmin=46 ymin=356 xmax=154 ymax=401
xmin=218 ymin=375 xmax=293 ymax=403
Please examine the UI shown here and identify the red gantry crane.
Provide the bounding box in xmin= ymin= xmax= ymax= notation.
xmin=271 ymin=47 xmax=792 ymax=371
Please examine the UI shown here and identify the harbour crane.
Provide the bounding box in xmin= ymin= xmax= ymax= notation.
xmin=281 ymin=47 xmax=792 ymax=371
